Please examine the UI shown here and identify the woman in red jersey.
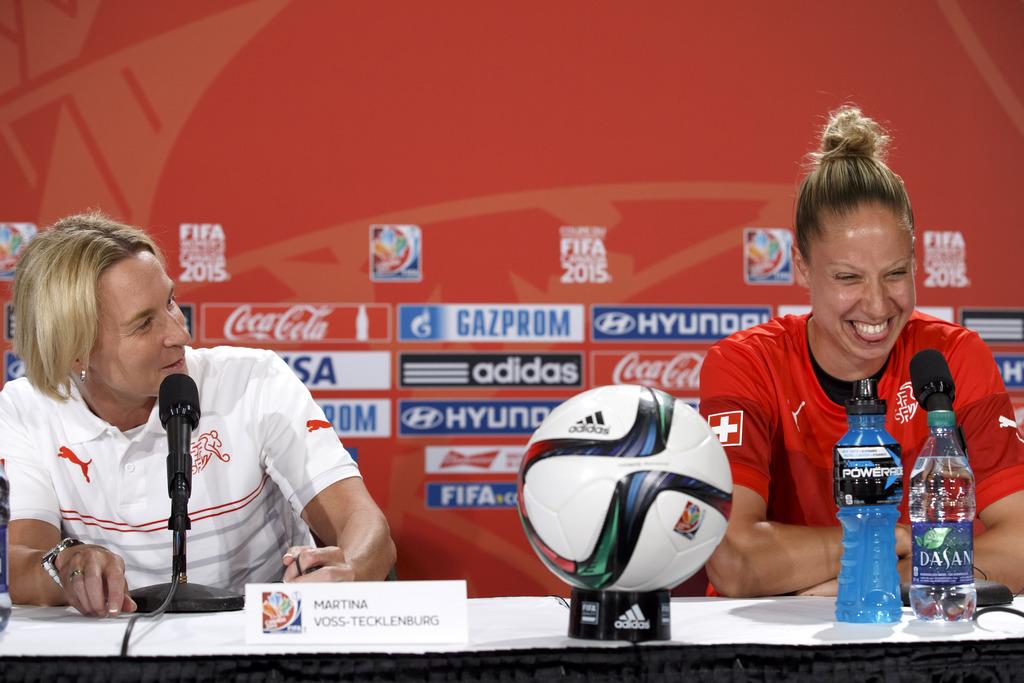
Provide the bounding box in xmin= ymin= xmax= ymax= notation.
xmin=700 ymin=106 xmax=1024 ymax=597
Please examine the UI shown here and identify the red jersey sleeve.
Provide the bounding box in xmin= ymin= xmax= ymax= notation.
xmin=946 ymin=331 xmax=1024 ymax=512
xmin=699 ymin=340 xmax=778 ymax=503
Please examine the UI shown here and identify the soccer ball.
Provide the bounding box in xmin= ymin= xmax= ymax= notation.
xmin=518 ymin=385 xmax=732 ymax=592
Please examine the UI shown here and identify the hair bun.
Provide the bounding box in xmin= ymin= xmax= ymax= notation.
xmin=814 ymin=105 xmax=890 ymax=164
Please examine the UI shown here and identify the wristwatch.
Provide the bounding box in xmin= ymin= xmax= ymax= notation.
xmin=41 ymin=538 xmax=83 ymax=587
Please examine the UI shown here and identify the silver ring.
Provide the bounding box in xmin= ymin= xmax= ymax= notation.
xmin=68 ymin=569 xmax=84 ymax=581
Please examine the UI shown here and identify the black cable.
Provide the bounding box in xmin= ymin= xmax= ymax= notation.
xmin=548 ymin=595 xmax=569 ymax=609
xmin=119 ymin=569 xmax=181 ymax=657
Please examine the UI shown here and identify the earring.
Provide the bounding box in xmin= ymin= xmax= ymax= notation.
xmin=79 ymin=370 xmax=86 ymax=383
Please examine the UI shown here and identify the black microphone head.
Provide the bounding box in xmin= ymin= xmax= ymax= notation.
xmin=909 ymin=348 xmax=955 ymax=410
xmin=159 ymin=373 xmax=200 ymax=428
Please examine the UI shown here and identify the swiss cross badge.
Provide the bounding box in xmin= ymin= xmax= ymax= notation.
xmin=707 ymin=410 xmax=743 ymax=447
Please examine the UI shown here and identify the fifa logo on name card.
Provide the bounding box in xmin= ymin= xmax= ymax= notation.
xmin=923 ymin=230 xmax=969 ymax=288
xmin=743 ymin=228 xmax=793 ymax=285
xmin=560 ymin=226 xmax=610 ymax=284
xmin=179 ymin=223 xmax=229 ymax=283
xmin=0 ymin=223 xmax=37 ymax=280
xmin=371 ymin=225 xmax=422 ymax=281
xmin=262 ymin=591 xmax=303 ymax=633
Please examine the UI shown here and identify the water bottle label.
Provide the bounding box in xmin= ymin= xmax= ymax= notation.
xmin=833 ymin=444 xmax=903 ymax=506
xmin=911 ymin=521 xmax=973 ymax=585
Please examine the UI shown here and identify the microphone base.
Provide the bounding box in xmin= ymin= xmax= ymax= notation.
xmin=130 ymin=581 xmax=244 ymax=613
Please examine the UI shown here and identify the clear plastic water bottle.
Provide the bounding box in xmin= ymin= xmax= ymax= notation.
xmin=0 ymin=463 xmax=10 ymax=631
xmin=909 ymin=409 xmax=976 ymax=621
xmin=833 ymin=379 xmax=903 ymax=623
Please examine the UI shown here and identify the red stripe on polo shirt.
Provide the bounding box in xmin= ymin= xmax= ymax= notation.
xmin=60 ymin=475 xmax=270 ymax=532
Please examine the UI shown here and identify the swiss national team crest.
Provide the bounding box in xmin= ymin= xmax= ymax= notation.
xmin=707 ymin=410 xmax=743 ymax=447
xmin=894 ymin=381 xmax=918 ymax=424
xmin=191 ymin=430 xmax=231 ymax=475
xmin=370 ymin=224 xmax=422 ymax=281
xmin=744 ymin=228 xmax=793 ymax=285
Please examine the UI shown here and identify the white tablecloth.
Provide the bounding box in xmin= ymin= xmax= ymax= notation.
xmin=0 ymin=596 xmax=1021 ymax=657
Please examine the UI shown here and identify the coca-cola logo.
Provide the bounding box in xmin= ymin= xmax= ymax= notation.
xmin=610 ymin=352 xmax=704 ymax=390
xmin=224 ymin=304 xmax=332 ymax=342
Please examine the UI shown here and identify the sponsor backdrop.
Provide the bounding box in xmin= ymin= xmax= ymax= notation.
xmin=2 ymin=2 xmax=1023 ymax=597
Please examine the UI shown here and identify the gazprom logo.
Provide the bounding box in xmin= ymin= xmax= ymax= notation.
xmin=398 ymin=304 xmax=584 ymax=342
xmin=996 ymin=354 xmax=1024 ymax=390
xmin=591 ymin=305 xmax=771 ymax=342
xmin=399 ymin=400 xmax=560 ymax=436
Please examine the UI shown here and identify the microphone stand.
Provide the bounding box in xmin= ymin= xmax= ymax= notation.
xmin=130 ymin=406 xmax=244 ymax=613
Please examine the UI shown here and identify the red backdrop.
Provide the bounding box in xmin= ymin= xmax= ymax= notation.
xmin=2 ymin=0 xmax=1023 ymax=597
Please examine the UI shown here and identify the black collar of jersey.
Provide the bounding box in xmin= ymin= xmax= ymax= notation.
xmin=807 ymin=330 xmax=889 ymax=406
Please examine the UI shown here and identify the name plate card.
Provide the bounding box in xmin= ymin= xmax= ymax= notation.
xmin=245 ymin=580 xmax=468 ymax=645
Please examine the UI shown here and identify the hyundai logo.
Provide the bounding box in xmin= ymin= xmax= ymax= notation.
xmin=401 ymin=405 xmax=444 ymax=429
xmin=593 ymin=311 xmax=636 ymax=336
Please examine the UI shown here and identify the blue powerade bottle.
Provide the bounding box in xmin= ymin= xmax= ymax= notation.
xmin=833 ymin=378 xmax=903 ymax=623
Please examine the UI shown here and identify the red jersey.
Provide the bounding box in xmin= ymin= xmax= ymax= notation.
xmin=699 ymin=312 xmax=1024 ymax=526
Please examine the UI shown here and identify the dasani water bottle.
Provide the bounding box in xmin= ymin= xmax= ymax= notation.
xmin=908 ymin=409 xmax=976 ymax=621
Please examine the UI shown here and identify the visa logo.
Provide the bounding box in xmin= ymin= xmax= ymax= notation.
xmin=279 ymin=351 xmax=390 ymax=390
xmin=399 ymin=400 xmax=560 ymax=436
xmin=996 ymin=355 xmax=1024 ymax=390
xmin=591 ymin=305 xmax=771 ymax=341
xmin=426 ymin=482 xmax=518 ymax=509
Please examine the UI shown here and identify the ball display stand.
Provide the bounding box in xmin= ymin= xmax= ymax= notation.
xmin=568 ymin=587 xmax=671 ymax=642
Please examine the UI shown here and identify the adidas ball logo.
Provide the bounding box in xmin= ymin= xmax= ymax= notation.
xmin=614 ymin=604 xmax=651 ymax=630
xmin=568 ymin=411 xmax=610 ymax=435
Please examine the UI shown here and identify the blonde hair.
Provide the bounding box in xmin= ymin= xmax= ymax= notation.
xmin=795 ymin=105 xmax=914 ymax=259
xmin=13 ymin=212 xmax=162 ymax=400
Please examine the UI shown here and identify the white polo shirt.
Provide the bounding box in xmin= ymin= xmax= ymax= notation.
xmin=1 ymin=346 xmax=360 ymax=590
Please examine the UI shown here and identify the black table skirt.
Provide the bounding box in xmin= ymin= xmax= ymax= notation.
xmin=3 ymin=638 xmax=1024 ymax=682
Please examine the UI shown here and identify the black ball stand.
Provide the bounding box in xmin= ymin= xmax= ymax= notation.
xmin=569 ymin=587 xmax=671 ymax=641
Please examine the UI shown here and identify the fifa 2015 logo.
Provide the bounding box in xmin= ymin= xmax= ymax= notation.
xmin=923 ymin=231 xmax=969 ymax=289
xmin=179 ymin=223 xmax=229 ymax=283
xmin=559 ymin=226 xmax=610 ymax=284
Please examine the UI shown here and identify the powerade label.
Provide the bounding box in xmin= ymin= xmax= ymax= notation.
xmin=911 ymin=522 xmax=973 ymax=585
xmin=833 ymin=444 xmax=903 ymax=506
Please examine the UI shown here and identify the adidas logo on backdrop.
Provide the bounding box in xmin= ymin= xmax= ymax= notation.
xmin=568 ymin=411 xmax=611 ymax=435
xmin=614 ymin=604 xmax=651 ymax=630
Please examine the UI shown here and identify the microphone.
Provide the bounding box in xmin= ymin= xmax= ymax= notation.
xmin=909 ymin=348 xmax=955 ymax=412
xmin=909 ymin=348 xmax=966 ymax=453
xmin=160 ymin=374 xmax=200 ymax=535
xmin=129 ymin=373 xmax=243 ymax=613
